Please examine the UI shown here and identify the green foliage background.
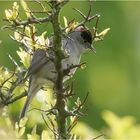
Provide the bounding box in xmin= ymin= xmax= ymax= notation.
xmin=0 ymin=1 xmax=140 ymax=139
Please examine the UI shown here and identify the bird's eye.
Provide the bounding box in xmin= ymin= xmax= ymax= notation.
xmin=81 ymin=30 xmax=92 ymax=44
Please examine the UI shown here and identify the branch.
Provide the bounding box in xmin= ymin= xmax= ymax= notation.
xmin=34 ymin=0 xmax=48 ymax=13
xmin=3 ymin=91 xmax=27 ymax=106
xmin=42 ymin=114 xmax=59 ymax=137
xmin=67 ymin=116 xmax=79 ymax=134
xmin=64 ymin=82 xmax=75 ymax=98
xmin=2 ymin=16 xmax=52 ymax=30
xmin=66 ymin=92 xmax=89 ymax=117
xmin=50 ymin=0 xmax=69 ymax=139
xmin=2 ymin=0 xmax=70 ymax=30
xmin=63 ymin=62 xmax=86 ymax=76
xmin=77 ymin=14 xmax=100 ymax=28
xmin=0 ymin=62 xmax=27 ymax=107
xmin=72 ymin=1 xmax=100 ymax=32
xmin=92 ymin=134 xmax=105 ymax=140
xmin=28 ymin=106 xmax=56 ymax=116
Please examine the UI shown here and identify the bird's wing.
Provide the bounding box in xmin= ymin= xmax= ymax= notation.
xmin=27 ymin=49 xmax=49 ymax=76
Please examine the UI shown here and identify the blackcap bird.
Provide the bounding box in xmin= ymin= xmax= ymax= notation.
xmin=19 ymin=26 xmax=95 ymax=119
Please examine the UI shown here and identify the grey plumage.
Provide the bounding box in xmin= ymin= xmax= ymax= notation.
xmin=19 ymin=29 xmax=94 ymax=119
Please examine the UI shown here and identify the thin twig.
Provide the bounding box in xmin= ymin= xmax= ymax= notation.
xmin=67 ymin=92 xmax=89 ymax=117
xmin=73 ymin=8 xmax=86 ymax=19
xmin=92 ymin=134 xmax=105 ymax=140
xmin=28 ymin=107 xmax=56 ymax=116
xmin=74 ymin=92 xmax=89 ymax=112
xmin=47 ymin=115 xmax=57 ymax=136
xmin=4 ymin=92 xmax=27 ymax=105
xmin=8 ymin=54 xmax=20 ymax=69
xmin=0 ymin=71 xmax=15 ymax=88
xmin=63 ymin=62 xmax=86 ymax=76
xmin=67 ymin=116 xmax=79 ymax=133
xmin=34 ymin=0 xmax=47 ymax=12
xmin=2 ymin=16 xmax=52 ymax=30
xmin=31 ymin=11 xmax=49 ymax=14
xmin=87 ymin=0 xmax=92 ymax=20
xmin=77 ymin=14 xmax=100 ymax=28
xmin=42 ymin=114 xmax=59 ymax=137
xmin=64 ymin=82 xmax=75 ymax=98
xmin=72 ymin=1 xmax=100 ymax=30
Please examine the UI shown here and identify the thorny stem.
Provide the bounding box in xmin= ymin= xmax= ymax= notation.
xmin=51 ymin=1 xmax=68 ymax=139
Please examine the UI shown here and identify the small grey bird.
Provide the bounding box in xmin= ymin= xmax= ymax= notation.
xmin=19 ymin=26 xmax=95 ymax=119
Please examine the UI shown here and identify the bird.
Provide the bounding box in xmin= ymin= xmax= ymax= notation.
xmin=19 ymin=26 xmax=96 ymax=119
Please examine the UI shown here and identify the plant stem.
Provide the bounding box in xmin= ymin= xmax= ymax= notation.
xmin=51 ymin=1 xmax=68 ymax=139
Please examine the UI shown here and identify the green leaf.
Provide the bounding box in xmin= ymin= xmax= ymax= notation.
xmin=27 ymin=134 xmax=40 ymax=140
xmin=66 ymin=19 xmax=77 ymax=33
xmin=0 ymin=115 xmax=17 ymax=138
xmin=25 ymin=26 xmax=31 ymax=37
xmin=5 ymin=117 xmax=12 ymax=129
xmin=41 ymin=130 xmax=52 ymax=140
xmin=19 ymin=116 xmax=28 ymax=128
xmin=5 ymin=9 xmax=13 ymax=20
xmin=75 ymin=97 xmax=81 ymax=106
xmin=17 ymin=48 xmax=31 ymax=68
xmin=13 ymin=84 xmax=27 ymax=96
xmin=31 ymin=125 xmax=37 ymax=135
xmin=71 ymin=121 xmax=96 ymax=139
xmin=13 ymin=2 xmax=19 ymax=10
xmin=18 ymin=126 xmax=25 ymax=137
xmin=63 ymin=16 xmax=68 ymax=28
xmin=5 ymin=2 xmax=19 ymax=21
xmin=20 ymin=0 xmax=32 ymax=18
xmin=15 ymin=122 xmax=19 ymax=130
xmin=35 ymin=31 xmax=47 ymax=48
xmin=98 ymin=28 xmax=110 ymax=38
xmin=14 ymin=31 xmax=22 ymax=41
xmin=12 ymin=2 xmax=19 ymax=19
xmin=2 ymin=106 xmax=8 ymax=117
xmin=102 ymin=111 xmax=140 ymax=139
xmin=45 ymin=37 xmax=50 ymax=46
xmin=80 ymin=63 xmax=86 ymax=70
xmin=0 ymin=67 xmax=14 ymax=89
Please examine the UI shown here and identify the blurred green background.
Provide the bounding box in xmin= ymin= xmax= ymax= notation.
xmin=0 ymin=0 xmax=140 ymax=137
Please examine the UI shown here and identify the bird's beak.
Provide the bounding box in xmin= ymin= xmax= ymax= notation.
xmin=87 ymin=43 xmax=96 ymax=53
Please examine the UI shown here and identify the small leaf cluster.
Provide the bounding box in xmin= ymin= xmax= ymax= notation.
xmin=5 ymin=2 xmax=19 ymax=21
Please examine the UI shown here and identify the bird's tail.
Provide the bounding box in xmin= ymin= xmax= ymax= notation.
xmin=19 ymin=96 xmax=31 ymax=119
xmin=19 ymin=83 xmax=41 ymax=120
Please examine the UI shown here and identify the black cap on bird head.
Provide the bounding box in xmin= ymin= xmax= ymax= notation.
xmin=75 ymin=26 xmax=96 ymax=53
